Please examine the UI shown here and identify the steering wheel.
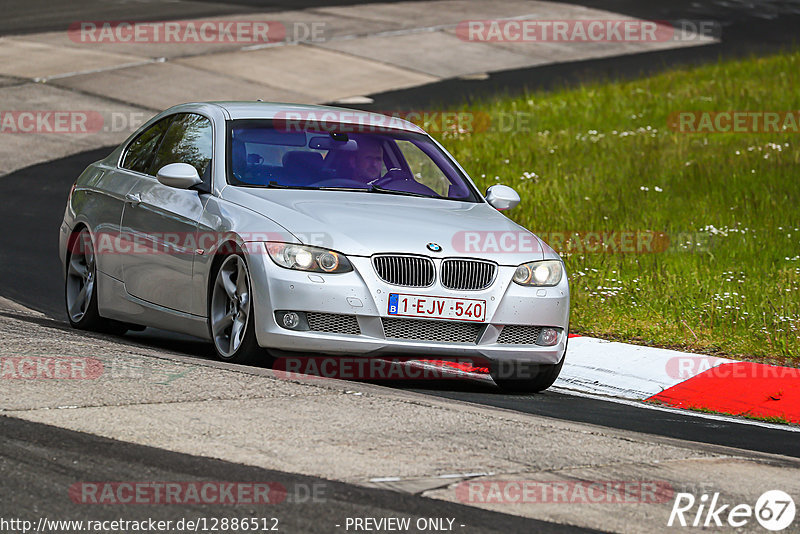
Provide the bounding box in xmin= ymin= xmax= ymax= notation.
xmin=369 ymin=168 xmax=413 ymax=188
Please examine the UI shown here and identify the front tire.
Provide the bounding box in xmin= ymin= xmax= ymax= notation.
xmin=490 ymin=338 xmax=567 ymax=393
xmin=490 ymin=358 xmax=564 ymax=393
xmin=65 ymin=228 xmax=127 ymax=335
xmin=209 ymin=252 xmax=262 ymax=364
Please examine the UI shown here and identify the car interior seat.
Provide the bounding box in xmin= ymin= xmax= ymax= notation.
xmin=282 ymin=151 xmax=324 ymax=186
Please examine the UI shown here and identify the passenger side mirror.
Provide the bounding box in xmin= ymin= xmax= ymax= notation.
xmin=156 ymin=163 xmax=202 ymax=189
xmin=485 ymin=184 xmax=520 ymax=211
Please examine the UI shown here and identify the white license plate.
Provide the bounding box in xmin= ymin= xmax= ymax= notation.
xmin=388 ymin=293 xmax=486 ymax=322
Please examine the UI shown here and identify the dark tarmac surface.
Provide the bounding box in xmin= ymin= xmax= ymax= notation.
xmin=1 ymin=1 xmax=798 ymax=529
xmin=0 ymin=415 xmax=596 ymax=533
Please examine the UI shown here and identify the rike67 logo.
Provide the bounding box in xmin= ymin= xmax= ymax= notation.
xmin=668 ymin=490 xmax=795 ymax=531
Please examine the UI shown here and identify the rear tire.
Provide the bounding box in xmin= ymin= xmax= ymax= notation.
xmin=208 ymin=252 xmax=263 ymax=365
xmin=65 ymin=228 xmax=128 ymax=336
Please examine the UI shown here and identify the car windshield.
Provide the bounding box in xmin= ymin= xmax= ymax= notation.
xmin=227 ymin=120 xmax=478 ymax=201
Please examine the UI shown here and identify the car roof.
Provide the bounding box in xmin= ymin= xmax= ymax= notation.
xmin=193 ymin=101 xmax=424 ymax=134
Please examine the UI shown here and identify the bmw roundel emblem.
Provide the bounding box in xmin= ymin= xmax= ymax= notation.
xmin=427 ymin=243 xmax=442 ymax=252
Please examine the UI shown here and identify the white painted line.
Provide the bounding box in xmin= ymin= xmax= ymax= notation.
xmin=436 ymin=472 xmax=495 ymax=479
xmin=32 ymin=58 xmax=160 ymax=83
xmin=369 ymin=472 xmax=495 ymax=483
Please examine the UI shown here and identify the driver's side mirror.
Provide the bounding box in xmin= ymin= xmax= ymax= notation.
xmin=485 ymin=184 xmax=520 ymax=211
xmin=156 ymin=163 xmax=202 ymax=189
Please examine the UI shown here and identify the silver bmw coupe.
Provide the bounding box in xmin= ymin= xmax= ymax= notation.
xmin=60 ymin=102 xmax=569 ymax=391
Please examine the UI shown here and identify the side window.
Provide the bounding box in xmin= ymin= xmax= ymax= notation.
xmin=121 ymin=117 xmax=171 ymax=174
xmin=149 ymin=113 xmax=213 ymax=178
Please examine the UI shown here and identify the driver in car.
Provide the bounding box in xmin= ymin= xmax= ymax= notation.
xmin=351 ymin=137 xmax=384 ymax=183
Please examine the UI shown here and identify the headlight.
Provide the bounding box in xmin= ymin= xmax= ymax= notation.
xmin=265 ymin=243 xmax=353 ymax=273
xmin=512 ymin=260 xmax=562 ymax=286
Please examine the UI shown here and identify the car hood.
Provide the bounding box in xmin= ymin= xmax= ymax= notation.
xmin=222 ymin=187 xmax=547 ymax=264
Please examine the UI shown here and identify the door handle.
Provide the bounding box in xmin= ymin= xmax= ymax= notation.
xmin=125 ymin=192 xmax=142 ymax=207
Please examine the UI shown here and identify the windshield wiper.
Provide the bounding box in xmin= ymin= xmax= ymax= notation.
xmin=266 ymin=181 xmax=433 ymax=198
xmin=368 ymin=184 xmax=433 ymax=198
xmin=266 ymin=181 xmax=317 ymax=189
xmin=318 ymin=186 xmax=371 ymax=191
xmin=266 ymin=181 xmax=371 ymax=192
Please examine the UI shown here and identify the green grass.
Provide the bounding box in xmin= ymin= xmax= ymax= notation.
xmin=432 ymin=51 xmax=800 ymax=365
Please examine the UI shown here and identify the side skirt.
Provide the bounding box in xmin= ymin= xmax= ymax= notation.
xmin=96 ymin=271 xmax=211 ymax=340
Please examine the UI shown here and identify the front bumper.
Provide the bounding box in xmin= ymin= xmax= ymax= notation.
xmin=247 ymin=250 xmax=570 ymax=365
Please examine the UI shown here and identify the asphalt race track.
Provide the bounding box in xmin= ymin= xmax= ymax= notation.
xmin=0 ymin=0 xmax=429 ymax=36
xmin=0 ymin=416 xmax=592 ymax=533
xmin=1 ymin=148 xmax=797 ymax=460
xmin=357 ymin=0 xmax=800 ymax=110
xmin=2 ymin=1 xmax=800 ymax=531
